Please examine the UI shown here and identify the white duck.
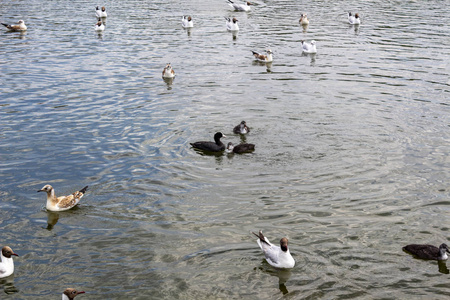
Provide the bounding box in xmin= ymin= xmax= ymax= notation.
xmin=301 ymin=40 xmax=317 ymax=54
xmin=348 ymin=12 xmax=360 ymax=25
xmin=0 ymin=246 xmax=19 ymax=278
xmin=227 ymin=0 xmax=252 ymax=12
xmin=299 ymin=13 xmax=309 ymax=25
xmin=251 ymin=49 xmax=273 ymax=62
xmin=95 ymin=20 xmax=105 ymax=31
xmin=162 ymin=63 xmax=175 ymax=78
xmin=1 ymin=20 xmax=27 ymax=31
xmin=38 ymin=185 xmax=88 ymax=212
xmin=95 ymin=6 xmax=107 ymax=18
xmin=62 ymin=288 xmax=85 ymax=300
xmin=225 ymin=17 xmax=239 ymax=31
xmin=252 ymin=231 xmax=295 ymax=269
xmin=182 ymin=16 xmax=193 ymax=28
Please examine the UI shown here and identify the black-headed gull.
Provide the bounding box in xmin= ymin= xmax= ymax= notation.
xmin=226 ymin=142 xmax=255 ymax=154
xmin=1 ymin=20 xmax=27 ymax=31
xmin=182 ymin=16 xmax=193 ymax=28
xmin=251 ymin=49 xmax=273 ymax=62
xmin=299 ymin=13 xmax=309 ymax=25
xmin=0 ymin=246 xmax=19 ymax=278
xmin=227 ymin=0 xmax=252 ymax=12
xmin=301 ymin=40 xmax=317 ymax=54
xmin=38 ymin=185 xmax=88 ymax=212
xmin=95 ymin=6 xmax=107 ymax=18
xmin=233 ymin=120 xmax=250 ymax=134
xmin=62 ymin=288 xmax=85 ymax=300
xmin=348 ymin=12 xmax=360 ymax=25
xmin=225 ymin=17 xmax=239 ymax=31
xmin=95 ymin=20 xmax=105 ymax=31
xmin=190 ymin=132 xmax=227 ymax=152
xmin=162 ymin=63 xmax=175 ymax=79
xmin=403 ymin=243 xmax=449 ymax=261
xmin=252 ymin=231 xmax=295 ymax=269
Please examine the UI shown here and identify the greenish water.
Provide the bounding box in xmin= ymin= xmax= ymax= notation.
xmin=1 ymin=0 xmax=449 ymax=299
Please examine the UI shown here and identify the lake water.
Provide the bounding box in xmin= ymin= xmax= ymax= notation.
xmin=1 ymin=0 xmax=449 ymax=299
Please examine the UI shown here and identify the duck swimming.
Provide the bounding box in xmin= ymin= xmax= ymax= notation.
xmin=233 ymin=120 xmax=250 ymax=134
xmin=403 ymin=243 xmax=449 ymax=260
xmin=191 ymin=132 xmax=227 ymax=152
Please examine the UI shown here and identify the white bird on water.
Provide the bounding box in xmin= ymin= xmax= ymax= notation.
xmin=1 ymin=20 xmax=27 ymax=31
xmin=0 ymin=246 xmax=19 ymax=278
xmin=162 ymin=63 xmax=175 ymax=78
xmin=348 ymin=12 xmax=360 ymax=25
xmin=299 ymin=13 xmax=309 ymax=25
xmin=62 ymin=288 xmax=85 ymax=300
xmin=95 ymin=20 xmax=105 ymax=31
xmin=251 ymin=49 xmax=273 ymax=62
xmin=37 ymin=184 xmax=88 ymax=212
xmin=182 ymin=16 xmax=193 ymax=28
xmin=95 ymin=6 xmax=107 ymax=18
xmin=225 ymin=17 xmax=239 ymax=31
xmin=301 ymin=40 xmax=317 ymax=54
xmin=252 ymin=231 xmax=295 ymax=269
xmin=227 ymin=0 xmax=252 ymax=12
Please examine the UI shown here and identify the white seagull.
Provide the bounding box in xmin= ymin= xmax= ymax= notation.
xmin=348 ymin=12 xmax=360 ymax=25
xmin=95 ymin=6 xmax=107 ymax=18
xmin=301 ymin=40 xmax=317 ymax=54
xmin=0 ymin=246 xmax=19 ymax=278
xmin=95 ymin=20 xmax=105 ymax=31
xmin=299 ymin=13 xmax=309 ymax=25
xmin=251 ymin=49 xmax=273 ymax=62
xmin=227 ymin=0 xmax=252 ymax=12
xmin=162 ymin=63 xmax=175 ymax=78
xmin=1 ymin=20 xmax=27 ymax=31
xmin=225 ymin=17 xmax=239 ymax=31
xmin=252 ymin=231 xmax=295 ymax=269
xmin=38 ymin=184 xmax=88 ymax=212
xmin=182 ymin=16 xmax=193 ymax=28
xmin=62 ymin=288 xmax=85 ymax=300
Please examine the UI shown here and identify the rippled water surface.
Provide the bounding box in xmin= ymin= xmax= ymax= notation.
xmin=1 ymin=0 xmax=449 ymax=299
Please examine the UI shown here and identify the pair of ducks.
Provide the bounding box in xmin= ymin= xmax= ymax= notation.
xmin=95 ymin=6 xmax=107 ymax=31
xmin=190 ymin=121 xmax=255 ymax=154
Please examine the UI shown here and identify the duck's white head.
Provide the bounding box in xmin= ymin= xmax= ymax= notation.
xmin=226 ymin=142 xmax=234 ymax=152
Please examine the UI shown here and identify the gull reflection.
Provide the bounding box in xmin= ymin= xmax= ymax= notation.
xmin=46 ymin=211 xmax=60 ymax=230
xmin=163 ymin=77 xmax=174 ymax=90
xmin=231 ymin=31 xmax=238 ymax=40
xmin=0 ymin=275 xmax=19 ymax=294
xmin=257 ymin=265 xmax=293 ymax=295
xmin=265 ymin=62 xmax=273 ymax=73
